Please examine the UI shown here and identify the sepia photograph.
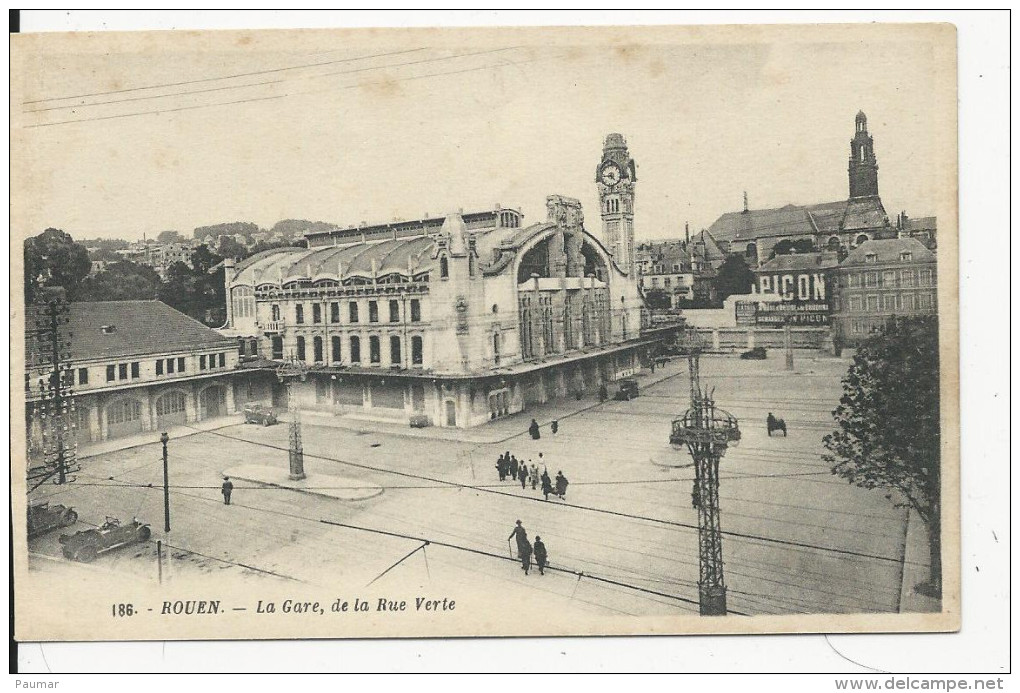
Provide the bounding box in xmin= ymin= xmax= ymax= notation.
xmin=11 ymin=19 xmax=962 ymax=649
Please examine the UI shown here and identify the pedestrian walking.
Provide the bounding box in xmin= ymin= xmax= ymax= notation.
xmin=510 ymin=455 xmax=519 ymax=480
xmin=519 ymin=463 xmax=528 ymax=489
xmin=520 ymin=537 xmax=533 ymax=575
xmin=529 ymin=464 xmax=539 ymax=490
xmin=551 ymin=420 xmax=559 ymax=434
xmin=528 ymin=418 xmax=541 ymax=440
xmin=540 ymin=469 xmax=553 ymax=501
xmin=508 ymin=519 xmax=528 ymax=557
xmin=555 ymin=471 xmax=569 ymax=500
xmin=533 ymin=536 xmax=548 ymax=575
xmin=221 ymin=476 xmax=233 ymax=505
xmin=598 ymin=383 xmax=608 ymax=403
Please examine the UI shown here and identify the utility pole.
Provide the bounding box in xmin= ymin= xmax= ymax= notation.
xmin=276 ymin=355 xmax=308 ymax=481
xmin=784 ymin=319 xmax=794 ymax=371
xmin=671 ymin=327 xmax=741 ymax=615
xmin=160 ymin=431 xmax=172 ymax=582
xmin=27 ymin=287 xmax=80 ymax=492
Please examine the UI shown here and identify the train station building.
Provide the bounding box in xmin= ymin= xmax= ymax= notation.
xmin=218 ymin=135 xmax=672 ymax=428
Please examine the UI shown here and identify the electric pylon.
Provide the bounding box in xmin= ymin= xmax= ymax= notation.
xmin=671 ymin=328 xmax=740 ymax=615
xmin=27 ymin=287 xmax=80 ymax=492
xmin=276 ymin=355 xmax=308 ymax=480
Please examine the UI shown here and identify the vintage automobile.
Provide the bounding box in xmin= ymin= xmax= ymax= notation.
xmin=740 ymin=346 xmax=768 ymax=360
xmin=614 ymin=378 xmax=640 ymax=401
xmin=27 ymin=502 xmax=78 ymax=539
xmin=243 ymin=403 xmax=278 ymax=426
xmin=59 ymin=516 xmax=151 ymax=563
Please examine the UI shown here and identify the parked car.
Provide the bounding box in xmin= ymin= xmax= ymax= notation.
xmin=740 ymin=347 xmax=767 ymax=360
xmin=243 ymin=403 xmax=278 ymax=426
xmin=28 ymin=502 xmax=78 ymax=539
xmin=59 ymin=517 xmax=151 ymax=563
xmin=614 ymin=378 xmax=640 ymax=401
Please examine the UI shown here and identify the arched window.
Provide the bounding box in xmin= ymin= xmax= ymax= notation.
xmin=296 ymin=336 xmax=306 ymax=361
xmin=313 ymin=336 xmax=323 ymax=363
xmin=440 ymin=256 xmax=449 ymax=278
xmin=349 ymin=336 xmax=361 ymax=363
xmin=331 ymin=336 xmax=341 ymax=363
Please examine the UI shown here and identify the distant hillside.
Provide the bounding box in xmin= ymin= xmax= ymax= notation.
xmin=270 ymin=219 xmax=337 ymax=237
xmin=193 ymin=221 xmax=261 ymax=241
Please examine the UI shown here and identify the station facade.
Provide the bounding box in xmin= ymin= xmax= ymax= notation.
xmin=219 ymin=136 xmax=657 ymax=428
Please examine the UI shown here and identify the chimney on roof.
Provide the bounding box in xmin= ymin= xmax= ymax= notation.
xmin=743 ymin=191 xmax=749 ymax=213
xmin=685 ymin=222 xmax=690 ymax=245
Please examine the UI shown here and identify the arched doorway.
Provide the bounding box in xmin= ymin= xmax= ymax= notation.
xmin=826 ymin=236 xmax=841 ymax=251
xmin=155 ymin=391 xmax=187 ymax=430
xmin=199 ymin=386 xmax=226 ymax=420
xmin=106 ymin=398 xmax=143 ymax=439
xmin=445 ymin=400 xmax=457 ymax=427
xmin=856 ymin=234 xmax=870 ymax=246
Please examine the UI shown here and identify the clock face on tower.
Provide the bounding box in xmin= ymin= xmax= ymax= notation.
xmin=599 ymin=162 xmax=622 ymax=186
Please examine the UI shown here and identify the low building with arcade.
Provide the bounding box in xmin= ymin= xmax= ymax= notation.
xmin=25 ymin=300 xmax=242 ymax=447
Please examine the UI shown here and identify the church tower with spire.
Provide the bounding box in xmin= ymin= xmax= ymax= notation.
xmin=848 ymin=111 xmax=879 ymax=199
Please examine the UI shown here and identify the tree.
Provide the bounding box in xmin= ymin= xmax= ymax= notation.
xmin=158 ymin=248 xmax=226 ymax=326
xmin=270 ymin=219 xmax=335 ymax=238
xmin=822 ymin=316 xmax=942 ymax=597
xmin=216 ymin=236 xmax=249 ymax=260
xmin=76 ymin=261 xmax=163 ymax=302
xmin=712 ymin=255 xmax=754 ymax=302
xmin=157 ymin=230 xmax=186 ymax=243
xmin=24 ymin=228 xmax=92 ymax=303
xmin=193 ymin=221 xmax=260 ymax=242
xmin=643 ymin=288 xmax=673 ymax=310
xmin=770 ymin=238 xmax=815 ymax=257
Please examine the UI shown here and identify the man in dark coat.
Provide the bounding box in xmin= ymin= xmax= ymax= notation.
xmin=508 ymin=519 xmax=528 ymax=557
xmin=520 ymin=537 xmax=533 ymax=575
xmin=496 ymin=454 xmax=506 ymax=482
xmin=555 ymin=471 xmax=569 ymax=500
xmin=510 ymin=455 xmax=519 ymax=480
xmin=533 ymin=536 xmax=548 ymax=575
xmin=221 ymin=477 xmax=233 ymax=505
xmin=528 ymin=418 xmax=540 ymax=440
xmin=540 ymin=470 xmax=553 ymax=501
xmin=518 ymin=462 xmax=528 ymax=489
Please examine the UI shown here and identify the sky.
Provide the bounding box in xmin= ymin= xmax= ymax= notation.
xmin=11 ymin=25 xmax=951 ymax=244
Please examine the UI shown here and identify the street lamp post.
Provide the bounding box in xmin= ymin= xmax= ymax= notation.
xmin=161 ymin=431 xmax=171 ymax=533
xmin=160 ymin=431 xmax=171 ymax=582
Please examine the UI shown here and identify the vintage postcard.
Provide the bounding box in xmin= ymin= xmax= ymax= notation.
xmin=11 ymin=22 xmax=959 ymax=642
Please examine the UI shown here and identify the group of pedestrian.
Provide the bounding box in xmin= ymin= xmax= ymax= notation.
xmin=507 ymin=519 xmax=548 ymax=576
xmin=529 ymin=417 xmax=561 ymax=439
xmin=495 ymin=452 xmax=569 ymax=501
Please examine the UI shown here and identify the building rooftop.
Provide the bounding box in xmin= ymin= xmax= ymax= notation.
xmin=707 ymin=196 xmax=890 ymax=242
xmin=758 ymin=251 xmax=841 ymax=273
xmin=841 ymin=237 xmax=936 ymax=267
xmin=30 ymin=300 xmax=237 ymax=363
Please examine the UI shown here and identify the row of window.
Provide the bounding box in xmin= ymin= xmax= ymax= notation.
xmin=845 ymin=268 xmax=934 ymax=289
xmin=845 ymin=292 xmax=936 ymax=313
xmin=642 ymin=275 xmax=690 ymax=288
xmin=273 ymin=334 xmax=424 ymax=367
xmin=155 ymin=352 xmax=229 ymax=377
xmin=105 ymin=361 xmax=140 ymax=383
xmin=199 ymin=353 xmax=228 ymax=370
xmin=278 ymin=298 xmax=423 ymax=326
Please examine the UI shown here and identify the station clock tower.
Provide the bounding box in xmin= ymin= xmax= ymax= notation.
xmin=596 ymin=133 xmax=637 ymax=276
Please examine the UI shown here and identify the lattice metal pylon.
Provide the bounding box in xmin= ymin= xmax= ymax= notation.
xmin=27 ymin=287 xmax=80 ymax=493
xmin=670 ymin=335 xmax=740 ymax=615
xmin=276 ymin=355 xmax=308 ymax=481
